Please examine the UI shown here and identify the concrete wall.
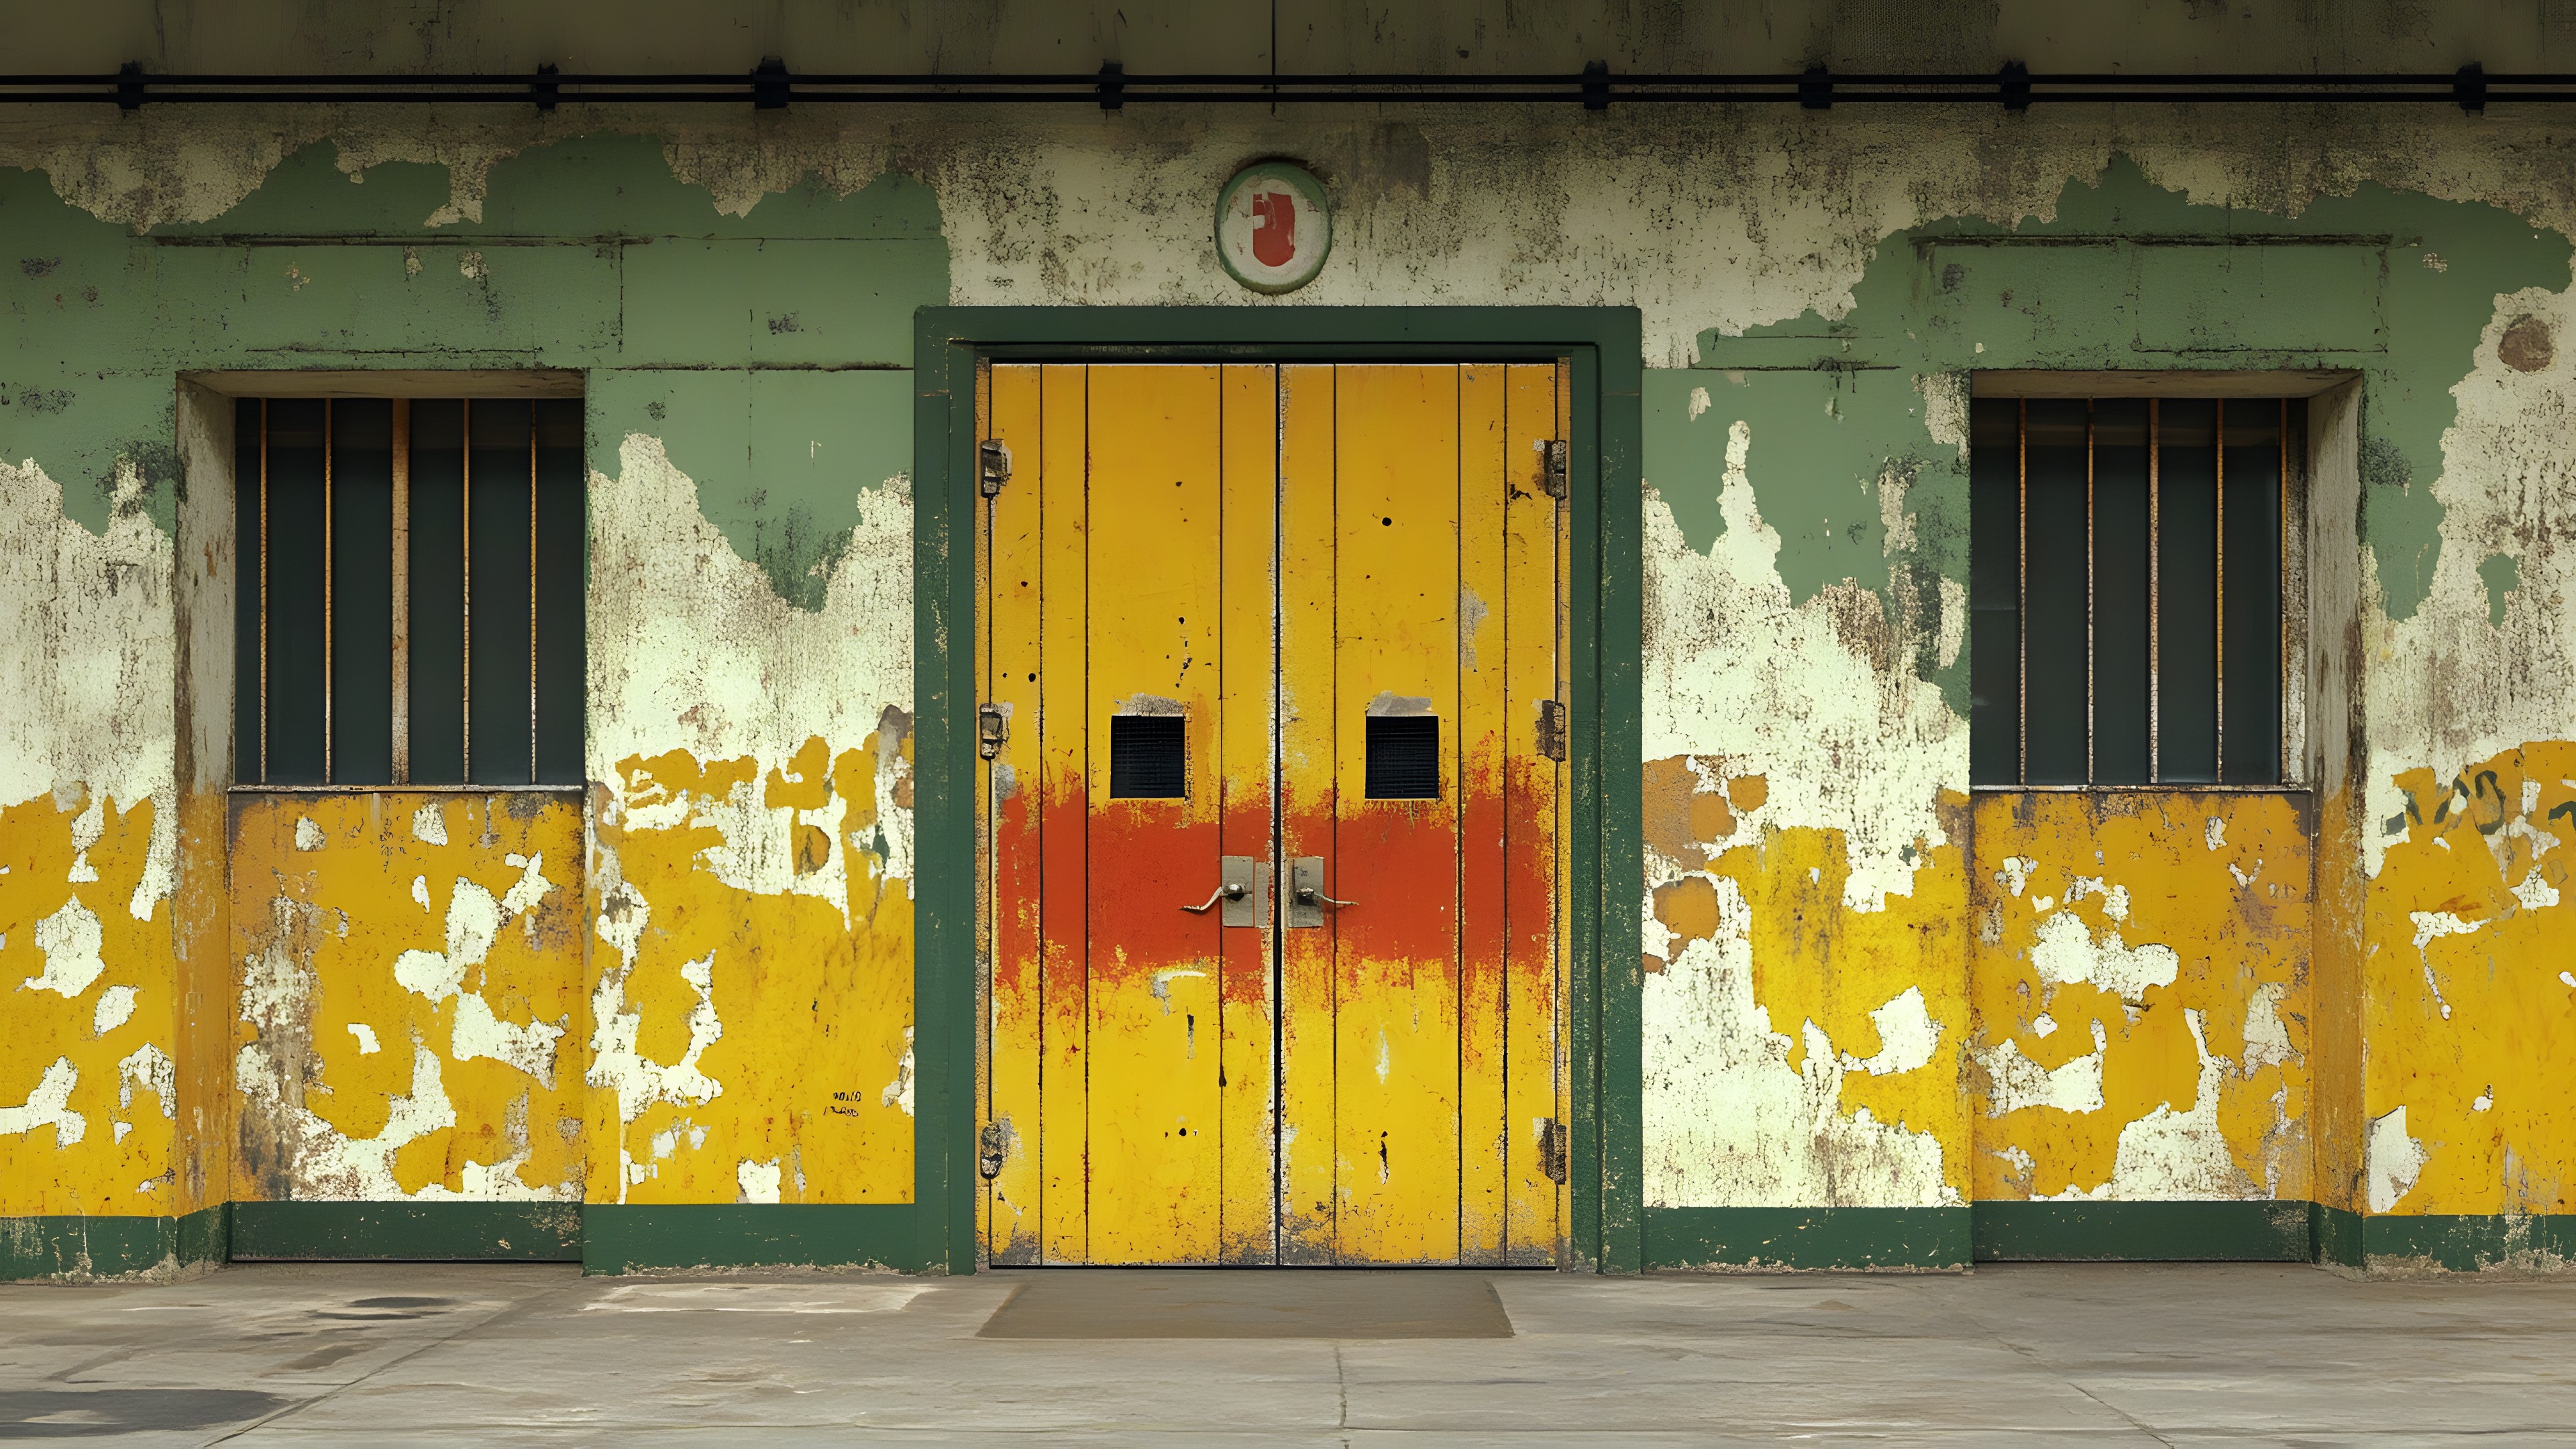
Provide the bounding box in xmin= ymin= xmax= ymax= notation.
xmin=3 ymin=1 xmax=2574 ymax=1277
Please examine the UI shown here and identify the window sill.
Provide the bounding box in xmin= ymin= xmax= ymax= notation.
xmin=228 ymin=783 xmax=586 ymax=794
xmin=1968 ymin=784 xmax=2310 ymax=794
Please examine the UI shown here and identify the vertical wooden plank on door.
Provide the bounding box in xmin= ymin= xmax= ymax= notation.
xmin=1036 ymin=364 xmax=1093 ymax=1263
xmin=1277 ymin=364 xmax=1340 ymax=1263
xmin=1218 ymin=364 xmax=1281 ymax=1263
xmin=984 ymin=364 xmax=1044 ymax=1264
xmin=1333 ymin=364 xmax=1464 ymax=1265
xmin=1456 ymin=366 xmax=1511 ymax=1263
xmin=1502 ymin=363 xmax=1564 ymax=1262
xmin=1085 ymin=366 xmax=1227 ymax=1263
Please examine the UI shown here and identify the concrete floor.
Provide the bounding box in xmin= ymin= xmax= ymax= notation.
xmin=5 ymin=1263 xmax=2574 ymax=1445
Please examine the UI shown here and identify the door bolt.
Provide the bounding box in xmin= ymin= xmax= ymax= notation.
xmin=1542 ymin=439 xmax=1570 ymax=500
xmin=979 ymin=439 xmax=1014 ymax=496
xmin=977 ymin=703 xmax=1009 ymax=759
xmin=978 ymin=1122 xmax=1006 ymax=1180
xmin=1542 ymin=1118 xmax=1570 ymax=1185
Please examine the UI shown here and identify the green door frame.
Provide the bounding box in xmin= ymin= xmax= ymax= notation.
xmin=911 ymin=306 xmax=1644 ymax=1274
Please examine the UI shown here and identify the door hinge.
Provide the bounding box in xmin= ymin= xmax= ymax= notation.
xmin=1541 ymin=1118 xmax=1570 ymax=1185
xmin=978 ymin=439 xmax=1013 ymax=497
xmin=977 ymin=702 xmax=1009 ymax=759
xmin=1541 ymin=439 xmax=1570 ymax=500
xmin=977 ymin=1122 xmax=1006 ymax=1180
xmin=1535 ymin=699 xmax=1568 ymax=762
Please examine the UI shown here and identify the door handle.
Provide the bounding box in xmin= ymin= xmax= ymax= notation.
xmin=1181 ymin=881 xmax=1247 ymax=914
xmin=1285 ymin=858 xmax=1348 ymax=928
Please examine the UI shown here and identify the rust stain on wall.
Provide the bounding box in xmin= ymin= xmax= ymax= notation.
xmin=2365 ymin=742 xmax=2575 ymax=1216
xmin=230 ymin=793 xmax=585 ymax=1202
xmin=1970 ymin=792 xmax=2312 ymax=1203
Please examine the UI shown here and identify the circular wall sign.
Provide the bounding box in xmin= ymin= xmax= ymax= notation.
xmin=1216 ymin=162 xmax=1332 ymax=294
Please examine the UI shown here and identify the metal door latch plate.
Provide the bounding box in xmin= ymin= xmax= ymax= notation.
xmin=1542 ymin=1118 xmax=1570 ymax=1184
xmin=1220 ymin=855 xmax=1271 ymax=928
xmin=978 ymin=1122 xmax=1006 ymax=1180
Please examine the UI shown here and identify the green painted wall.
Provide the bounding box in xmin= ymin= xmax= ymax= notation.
xmin=2 ymin=133 xmax=943 ymax=592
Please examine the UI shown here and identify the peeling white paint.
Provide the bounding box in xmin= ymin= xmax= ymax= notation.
xmin=2029 ymin=912 xmax=2182 ymax=1002
xmin=1643 ymin=421 xmax=1964 ymax=914
xmin=1644 ymin=875 xmax=1957 ymax=1209
xmin=588 ymin=437 xmax=914 ymax=920
xmin=1978 ymin=1019 xmax=2109 ymax=1118
xmin=737 ymin=1157 xmax=784 ymax=1204
xmin=0 ymin=463 xmax=175 ymax=922
xmin=1839 ymin=987 xmax=1940 ymax=1077
xmin=91 ymin=983 xmax=137 ymax=1035
xmin=2110 ymin=1009 xmax=2264 ymax=1199
xmin=2368 ymin=1106 xmax=2429 ymax=1214
xmin=25 ymin=897 xmax=106 ymax=998
xmin=880 ymin=1028 xmax=915 ymax=1116
xmin=347 ymin=1022 xmax=381 ymax=1055
xmin=0 ymin=1057 xmax=85 ymax=1146
xmin=2365 ymin=281 xmax=2576 ymax=875
xmin=115 ymin=1043 xmax=174 ymax=1117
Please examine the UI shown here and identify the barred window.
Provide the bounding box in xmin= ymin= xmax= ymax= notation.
xmin=234 ymin=397 xmax=585 ymax=787
xmin=1970 ymin=396 xmax=2295 ymax=788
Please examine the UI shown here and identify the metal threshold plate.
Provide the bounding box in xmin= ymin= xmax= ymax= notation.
xmin=975 ymin=1269 xmax=1515 ymax=1340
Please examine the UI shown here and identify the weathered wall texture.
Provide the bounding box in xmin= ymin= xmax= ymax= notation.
xmin=584 ymin=435 xmax=916 ymax=1205
xmin=2 ymin=74 xmax=2573 ymax=1270
xmin=0 ymin=452 xmax=192 ymax=1260
xmin=1970 ymin=794 xmax=2312 ymax=1204
xmin=231 ymin=794 xmax=586 ymax=1203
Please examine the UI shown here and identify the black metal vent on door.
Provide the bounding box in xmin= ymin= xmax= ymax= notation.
xmin=1364 ymin=716 xmax=1440 ymax=799
xmin=1110 ymin=714 xmax=1187 ymax=798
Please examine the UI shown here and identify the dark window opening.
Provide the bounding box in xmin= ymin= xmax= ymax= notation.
xmin=1364 ymin=715 xmax=1441 ymax=800
xmin=1970 ymin=394 xmax=2292 ymax=788
xmin=1109 ymin=714 xmax=1187 ymax=798
xmin=235 ymin=396 xmax=586 ymax=788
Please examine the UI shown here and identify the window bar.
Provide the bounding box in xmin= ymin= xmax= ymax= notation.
xmin=2017 ymin=396 xmax=2029 ymax=788
xmin=390 ymin=400 xmax=411 ymax=785
xmin=323 ymin=399 xmax=335 ymax=786
xmin=529 ymin=423 xmax=539 ymax=784
xmin=258 ymin=398 xmax=270 ymax=786
xmin=2147 ymin=398 xmax=2161 ymax=784
xmin=2214 ymin=398 xmax=2226 ymax=783
xmin=461 ymin=397 xmax=473 ymax=784
xmin=2084 ymin=398 xmax=2096 ymax=786
xmin=2279 ymin=397 xmax=2291 ymax=786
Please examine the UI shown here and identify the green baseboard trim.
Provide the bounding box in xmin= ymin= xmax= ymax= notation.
xmin=2312 ymin=1202 xmax=2364 ymax=1269
xmin=1974 ymin=1199 xmax=2312 ymax=1261
xmin=2 ymin=1204 xmax=229 ymax=1281
xmin=229 ymin=1201 xmax=580 ymax=1261
xmin=1644 ymin=1207 xmax=1970 ymax=1270
xmin=580 ymin=1204 xmax=926 ymax=1275
xmin=2361 ymin=1213 xmax=2576 ymax=1273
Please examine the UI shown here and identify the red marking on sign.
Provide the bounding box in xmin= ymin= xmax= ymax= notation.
xmin=1252 ymin=191 xmax=1297 ymax=267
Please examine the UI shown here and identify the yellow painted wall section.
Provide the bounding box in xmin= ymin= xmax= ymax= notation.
xmin=231 ymin=794 xmax=585 ymax=1201
xmin=586 ymin=730 xmax=916 ymax=1205
xmin=1969 ymin=792 xmax=2312 ymax=1203
xmin=2365 ymin=743 xmax=2576 ymax=1217
xmin=1644 ymin=759 xmax=1971 ymax=1203
xmin=171 ymin=786 xmax=233 ymax=1219
xmin=0 ymin=791 xmax=180 ymax=1217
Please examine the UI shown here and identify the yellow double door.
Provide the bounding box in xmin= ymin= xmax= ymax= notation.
xmin=983 ymin=363 xmax=1565 ymax=1265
